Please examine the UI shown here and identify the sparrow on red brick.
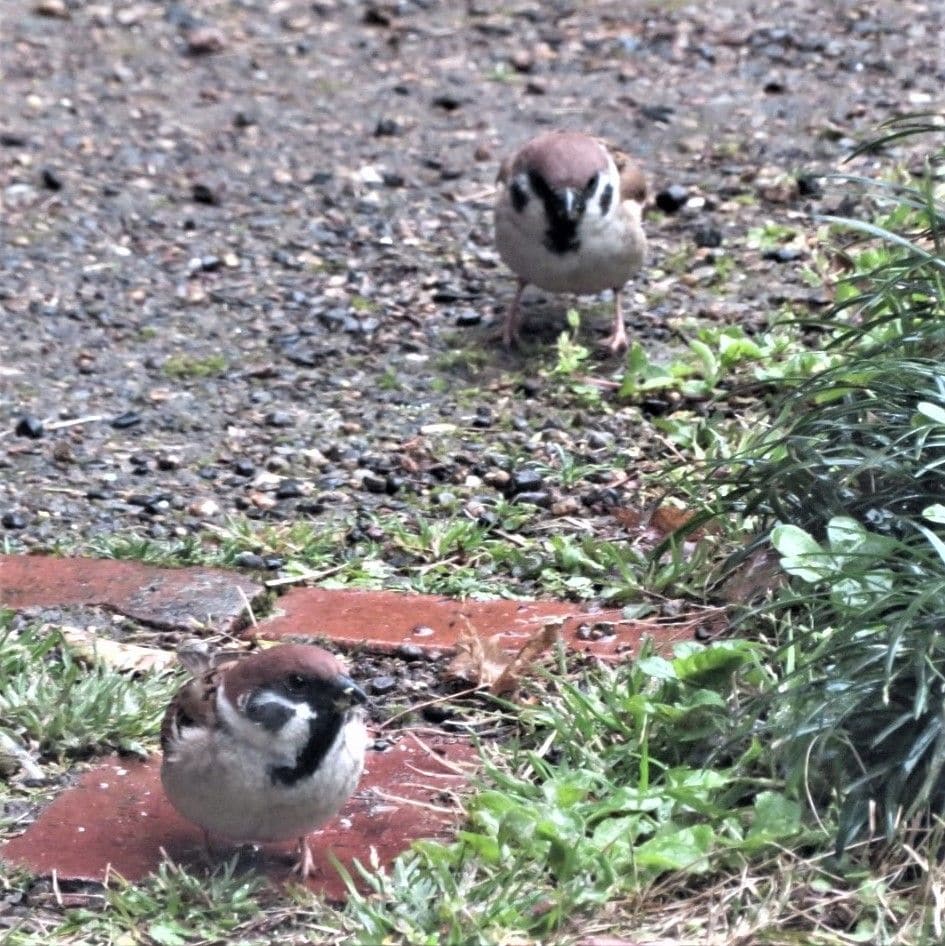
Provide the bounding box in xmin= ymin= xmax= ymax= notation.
xmin=494 ymin=130 xmax=647 ymax=352
xmin=160 ymin=643 xmax=368 ymax=878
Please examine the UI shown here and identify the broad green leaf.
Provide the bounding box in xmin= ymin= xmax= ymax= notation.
xmin=636 ymin=655 xmax=676 ymax=680
xmin=916 ymin=401 xmax=945 ymax=425
xmin=922 ymin=503 xmax=945 ymax=524
xmin=634 ymin=823 xmax=714 ymax=873
xmin=771 ymin=523 xmax=830 ymax=582
xmin=147 ymin=924 xmax=188 ymax=946
xmin=672 ymin=641 xmax=754 ymax=681
xmin=747 ymin=791 xmax=802 ymax=840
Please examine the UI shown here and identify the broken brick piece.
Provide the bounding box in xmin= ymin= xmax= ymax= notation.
xmin=0 ymin=555 xmax=262 ymax=634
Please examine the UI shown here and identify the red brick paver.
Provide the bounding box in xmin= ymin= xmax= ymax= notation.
xmin=0 ymin=555 xmax=262 ymax=634
xmin=255 ymin=586 xmax=702 ymax=659
xmin=1 ymin=735 xmax=473 ymax=901
xmin=0 ymin=554 xmax=710 ymax=899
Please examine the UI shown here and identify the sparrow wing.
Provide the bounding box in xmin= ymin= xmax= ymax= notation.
xmin=594 ymin=137 xmax=647 ymax=204
xmin=160 ymin=649 xmax=245 ymax=751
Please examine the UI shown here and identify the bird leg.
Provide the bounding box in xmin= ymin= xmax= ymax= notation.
xmin=502 ymin=278 xmax=528 ymax=347
xmin=292 ymin=835 xmax=315 ymax=879
xmin=602 ymin=287 xmax=629 ymax=354
xmin=201 ymin=828 xmax=215 ymax=864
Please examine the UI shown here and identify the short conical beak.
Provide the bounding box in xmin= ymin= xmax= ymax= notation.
xmin=336 ymin=675 xmax=368 ymax=708
xmin=557 ymin=188 xmax=582 ymax=222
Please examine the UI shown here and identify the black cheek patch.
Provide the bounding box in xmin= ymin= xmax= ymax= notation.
xmin=510 ymin=180 xmax=529 ymax=212
xmin=599 ymin=182 xmax=613 ymax=216
xmin=245 ymin=695 xmax=294 ymax=732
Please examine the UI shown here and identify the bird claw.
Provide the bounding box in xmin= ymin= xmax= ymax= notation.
xmin=291 ymin=836 xmax=315 ymax=879
xmin=601 ymin=328 xmax=628 ymax=355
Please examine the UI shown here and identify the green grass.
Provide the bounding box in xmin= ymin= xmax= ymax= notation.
xmin=0 ymin=616 xmax=180 ymax=759
xmin=161 ymin=354 xmax=229 ymax=379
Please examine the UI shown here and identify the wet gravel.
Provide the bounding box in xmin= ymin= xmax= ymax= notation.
xmin=2 ymin=0 xmax=943 ymax=556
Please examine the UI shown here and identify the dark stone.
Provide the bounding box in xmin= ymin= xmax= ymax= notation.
xmin=796 ymin=174 xmax=823 ymax=198
xmin=233 ymin=459 xmax=255 ymax=477
xmin=2 ymin=511 xmax=27 ymax=529
xmin=455 ymin=308 xmax=481 ymax=327
xmin=197 ymin=466 xmax=218 ymax=480
xmin=262 ymin=555 xmax=285 ymax=570
xmin=233 ymin=110 xmax=257 ymax=128
xmin=508 ymin=467 xmax=543 ymax=494
xmin=472 ymin=406 xmax=493 ymax=428
xmin=191 ymin=182 xmax=220 ymax=205
xmin=362 ymin=473 xmax=388 ymax=494
xmin=432 ymin=94 xmax=462 ymax=111
xmin=655 ymin=184 xmax=689 ymax=213
xmin=763 ymin=247 xmax=804 ymax=262
xmin=233 ymin=551 xmax=266 ymax=569
xmin=0 ymin=132 xmax=28 ymax=147
xmin=199 ymin=255 xmax=222 ymax=272
xmin=374 ymin=118 xmax=400 ymax=136
xmin=639 ymin=104 xmax=674 ymax=124
xmin=14 ymin=416 xmax=44 ymax=439
xmin=398 ymin=643 xmax=425 ymax=660
xmin=40 ymin=168 xmax=62 ymax=191
xmin=111 ymin=411 xmax=142 ymax=429
xmin=422 ymin=703 xmax=453 ymax=723
xmin=369 ymin=675 xmax=397 ymax=695
xmin=264 ymin=410 xmax=294 ymax=428
xmin=693 ymin=225 xmax=723 ymax=248
xmin=513 ymin=490 xmax=552 ymax=507
xmin=276 ymin=479 xmax=303 ymax=499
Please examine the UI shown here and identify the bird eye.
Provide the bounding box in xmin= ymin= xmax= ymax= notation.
xmin=585 ymin=173 xmax=599 ymax=192
xmin=286 ymin=673 xmax=306 ymax=692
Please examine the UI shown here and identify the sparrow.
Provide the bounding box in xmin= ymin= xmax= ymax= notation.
xmin=160 ymin=643 xmax=368 ymax=878
xmin=494 ymin=130 xmax=648 ymax=353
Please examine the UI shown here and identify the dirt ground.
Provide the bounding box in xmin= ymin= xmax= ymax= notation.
xmin=1 ymin=0 xmax=943 ymax=552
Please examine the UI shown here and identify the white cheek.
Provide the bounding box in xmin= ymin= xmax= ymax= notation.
xmin=584 ymin=168 xmax=620 ymax=223
xmin=217 ymin=688 xmax=316 ymax=763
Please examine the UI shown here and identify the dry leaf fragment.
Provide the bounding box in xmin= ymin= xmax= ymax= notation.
xmin=443 ymin=618 xmax=564 ymax=696
xmin=60 ymin=625 xmax=177 ymax=674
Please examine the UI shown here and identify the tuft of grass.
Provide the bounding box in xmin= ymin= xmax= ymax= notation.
xmin=701 ymin=116 xmax=945 ymax=858
xmin=162 ymin=354 xmax=229 ymax=379
xmin=336 ymin=640 xmax=842 ymax=944
xmin=0 ymin=614 xmax=179 ymax=759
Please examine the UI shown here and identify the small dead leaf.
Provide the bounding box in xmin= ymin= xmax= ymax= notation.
xmin=60 ymin=625 xmax=177 ymax=674
xmin=614 ymin=502 xmax=713 ymax=542
xmin=444 ymin=618 xmax=563 ymax=696
xmin=719 ymin=546 xmax=785 ymax=603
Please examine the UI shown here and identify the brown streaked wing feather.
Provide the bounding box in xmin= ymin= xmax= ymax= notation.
xmin=607 ymin=143 xmax=647 ymax=204
xmin=159 ymin=663 xmax=226 ymax=752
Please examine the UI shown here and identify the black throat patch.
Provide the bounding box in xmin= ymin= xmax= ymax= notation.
xmin=269 ymin=710 xmax=344 ymax=787
xmin=528 ymin=170 xmax=581 ymax=255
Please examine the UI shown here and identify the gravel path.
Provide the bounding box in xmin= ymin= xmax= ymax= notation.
xmin=1 ymin=0 xmax=942 ymax=558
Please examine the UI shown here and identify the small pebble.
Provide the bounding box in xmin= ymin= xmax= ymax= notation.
xmin=508 ymin=467 xmax=543 ymax=494
xmin=233 ymin=551 xmax=266 ymax=569
xmin=370 ymin=675 xmax=398 ymax=695
xmin=276 ymin=479 xmax=304 ymax=499
xmin=2 ymin=511 xmax=27 ymax=529
xmin=265 ymin=410 xmax=294 ymax=428
xmin=14 ymin=416 xmax=44 ymax=439
xmin=655 ymin=184 xmax=689 ymax=213
xmin=111 ymin=411 xmax=141 ymax=429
